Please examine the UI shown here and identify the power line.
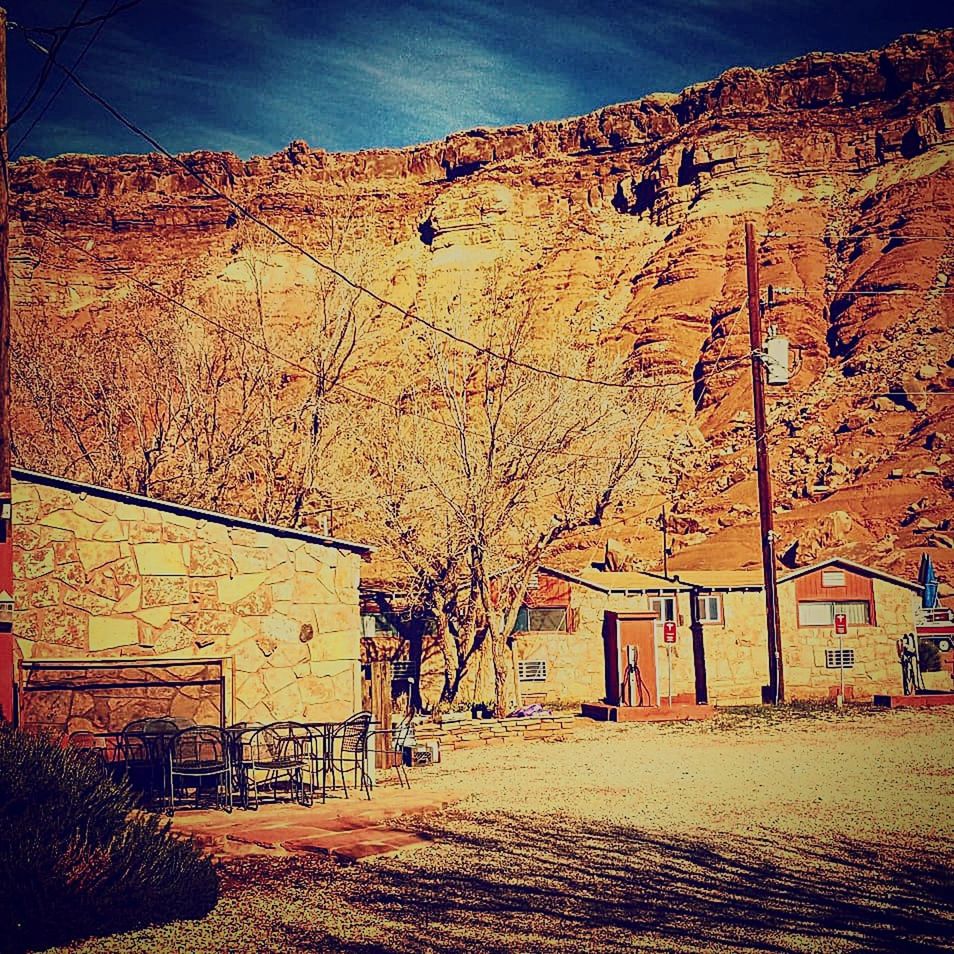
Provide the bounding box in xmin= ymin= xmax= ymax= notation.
xmin=765 ymin=230 xmax=954 ymax=242
xmin=830 ymin=289 xmax=954 ymax=296
xmin=2 ymin=0 xmax=91 ymax=137
xmin=15 ymin=1 xmax=144 ymax=36
xmin=12 ymin=0 xmax=125 ymax=156
xmin=31 ymin=219 xmax=750 ymax=466
xmin=17 ymin=31 xmax=710 ymax=395
xmin=871 ymin=390 xmax=954 ymax=397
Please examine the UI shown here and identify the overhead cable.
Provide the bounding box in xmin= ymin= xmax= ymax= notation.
xmin=19 ymin=30 xmax=703 ymax=394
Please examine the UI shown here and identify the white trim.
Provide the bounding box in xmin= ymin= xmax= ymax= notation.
xmin=778 ymin=557 xmax=921 ymax=593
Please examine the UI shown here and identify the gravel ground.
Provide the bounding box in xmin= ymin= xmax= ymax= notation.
xmin=57 ymin=706 xmax=954 ymax=953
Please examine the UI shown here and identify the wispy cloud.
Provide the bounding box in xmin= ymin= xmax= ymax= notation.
xmin=8 ymin=0 xmax=954 ymax=159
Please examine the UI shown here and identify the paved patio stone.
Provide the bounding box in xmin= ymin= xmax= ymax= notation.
xmin=284 ymin=828 xmax=433 ymax=862
xmin=169 ymin=788 xmax=461 ymax=862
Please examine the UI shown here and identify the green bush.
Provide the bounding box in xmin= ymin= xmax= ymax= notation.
xmin=0 ymin=726 xmax=218 ymax=953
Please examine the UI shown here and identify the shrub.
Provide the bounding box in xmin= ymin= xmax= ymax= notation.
xmin=0 ymin=726 xmax=218 ymax=953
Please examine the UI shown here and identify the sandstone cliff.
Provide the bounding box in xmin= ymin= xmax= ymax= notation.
xmin=10 ymin=29 xmax=954 ymax=582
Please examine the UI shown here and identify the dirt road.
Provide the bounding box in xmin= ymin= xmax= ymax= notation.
xmin=64 ymin=706 xmax=954 ymax=953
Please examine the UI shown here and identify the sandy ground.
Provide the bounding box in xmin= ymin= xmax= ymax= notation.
xmin=59 ymin=706 xmax=954 ymax=953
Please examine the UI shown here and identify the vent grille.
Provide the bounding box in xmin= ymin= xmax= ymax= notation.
xmin=825 ymin=648 xmax=855 ymax=669
xmin=391 ymin=660 xmax=416 ymax=681
xmin=517 ymin=660 xmax=548 ymax=682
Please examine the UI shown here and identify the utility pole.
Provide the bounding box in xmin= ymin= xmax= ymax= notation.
xmin=0 ymin=7 xmax=15 ymax=724
xmin=745 ymin=221 xmax=784 ymax=704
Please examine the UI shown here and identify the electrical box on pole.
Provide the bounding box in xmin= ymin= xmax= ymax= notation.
xmin=764 ymin=331 xmax=790 ymax=385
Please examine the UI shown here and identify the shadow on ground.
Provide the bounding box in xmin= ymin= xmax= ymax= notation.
xmin=223 ymin=811 xmax=954 ymax=954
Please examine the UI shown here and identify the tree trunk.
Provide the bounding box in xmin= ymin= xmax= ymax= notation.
xmin=434 ymin=612 xmax=461 ymax=712
xmin=489 ymin=627 xmax=511 ymax=717
xmin=405 ymin=619 xmax=425 ymax=713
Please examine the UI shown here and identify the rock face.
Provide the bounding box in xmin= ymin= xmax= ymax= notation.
xmin=10 ymin=29 xmax=954 ymax=582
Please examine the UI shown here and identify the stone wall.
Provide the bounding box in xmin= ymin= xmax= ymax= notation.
xmin=414 ymin=713 xmax=577 ymax=752
xmin=12 ymin=472 xmax=366 ymax=731
xmin=777 ymin=577 xmax=915 ymax=700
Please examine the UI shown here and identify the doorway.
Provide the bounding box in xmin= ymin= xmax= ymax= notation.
xmin=602 ymin=611 xmax=659 ymax=707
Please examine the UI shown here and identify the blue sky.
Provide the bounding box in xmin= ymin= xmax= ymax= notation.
xmin=8 ymin=0 xmax=954 ymax=160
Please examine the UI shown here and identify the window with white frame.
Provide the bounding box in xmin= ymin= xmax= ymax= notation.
xmin=517 ymin=660 xmax=548 ymax=682
xmin=798 ymin=600 xmax=871 ymax=627
xmin=361 ymin=613 xmax=398 ymax=637
xmin=648 ymin=595 xmax=677 ymax=622
xmin=825 ymin=648 xmax=855 ymax=669
xmin=696 ymin=594 xmax=723 ymax=624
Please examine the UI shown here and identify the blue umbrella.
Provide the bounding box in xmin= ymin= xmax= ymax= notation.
xmin=919 ymin=553 xmax=939 ymax=609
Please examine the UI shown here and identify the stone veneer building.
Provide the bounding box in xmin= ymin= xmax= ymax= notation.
xmin=364 ymin=559 xmax=926 ymax=709
xmin=516 ymin=560 xmax=924 ymax=705
xmin=9 ymin=469 xmax=372 ymax=733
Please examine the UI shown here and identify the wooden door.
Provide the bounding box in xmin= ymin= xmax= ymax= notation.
xmin=603 ymin=611 xmax=659 ymax=707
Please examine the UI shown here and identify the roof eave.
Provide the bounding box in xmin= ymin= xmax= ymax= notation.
xmin=13 ymin=468 xmax=375 ymax=557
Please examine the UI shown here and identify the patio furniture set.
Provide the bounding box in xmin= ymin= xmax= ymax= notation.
xmin=67 ymin=711 xmax=412 ymax=814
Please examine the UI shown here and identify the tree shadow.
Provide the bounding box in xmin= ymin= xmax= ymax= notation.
xmin=250 ymin=811 xmax=953 ymax=953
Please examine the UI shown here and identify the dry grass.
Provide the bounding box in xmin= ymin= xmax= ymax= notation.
xmin=56 ymin=707 xmax=954 ymax=953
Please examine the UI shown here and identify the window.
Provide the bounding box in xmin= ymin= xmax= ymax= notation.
xmin=361 ymin=613 xmax=398 ymax=637
xmin=696 ymin=594 xmax=723 ymax=624
xmin=648 ymin=596 xmax=677 ymax=622
xmin=822 ymin=570 xmax=846 ymax=587
xmin=798 ymin=600 xmax=871 ymax=627
xmin=514 ymin=607 xmax=568 ymax=632
xmin=518 ymin=660 xmax=548 ymax=682
xmin=825 ymin=648 xmax=855 ymax=669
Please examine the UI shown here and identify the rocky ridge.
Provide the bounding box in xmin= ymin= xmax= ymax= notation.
xmin=10 ymin=29 xmax=954 ymax=584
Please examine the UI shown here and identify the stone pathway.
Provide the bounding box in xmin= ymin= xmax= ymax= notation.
xmin=169 ymin=788 xmax=461 ymax=863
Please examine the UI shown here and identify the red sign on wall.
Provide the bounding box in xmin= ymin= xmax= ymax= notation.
xmin=834 ymin=613 xmax=847 ymax=635
xmin=663 ymin=621 xmax=677 ymax=644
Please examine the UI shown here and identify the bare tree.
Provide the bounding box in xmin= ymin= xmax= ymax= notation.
xmin=218 ymin=219 xmax=378 ymax=527
xmin=13 ymin=290 xmax=269 ymax=506
xmin=13 ymin=211 xmax=375 ymax=526
xmin=357 ymin=274 xmax=673 ymax=714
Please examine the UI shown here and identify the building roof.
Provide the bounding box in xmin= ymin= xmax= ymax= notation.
xmin=541 ymin=566 xmax=690 ymax=594
xmin=13 ymin=468 xmax=374 ymax=557
xmin=777 ymin=557 xmax=922 ymax=593
xmin=543 ymin=559 xmax=920 ymax=594
xmin=671 ymin=570 xmax=764 ymax=589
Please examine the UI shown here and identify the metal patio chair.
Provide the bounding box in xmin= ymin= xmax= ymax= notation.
xmin=167 ymin=726 xmax=232 ymax=815
xmin=369 ymin=724 xmax=412 ymax=789
xmin=121 ymin=717 xmax=181 ymax=801
xmin=120 ymin=719 xmax=163 ymax=797
xmin=234 ymin=723 xmax=307 ymax=810
xmin=67 ymin=730 xmax=109 ymax=776
xmin=328 ymin=711 xmax=373 ymax=800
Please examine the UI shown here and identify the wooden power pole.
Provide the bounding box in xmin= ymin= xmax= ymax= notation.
xmin=0 ymin=7 xmax=15 ymax=723
xmin=745 ymin=222 xmax=784 ymax=704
